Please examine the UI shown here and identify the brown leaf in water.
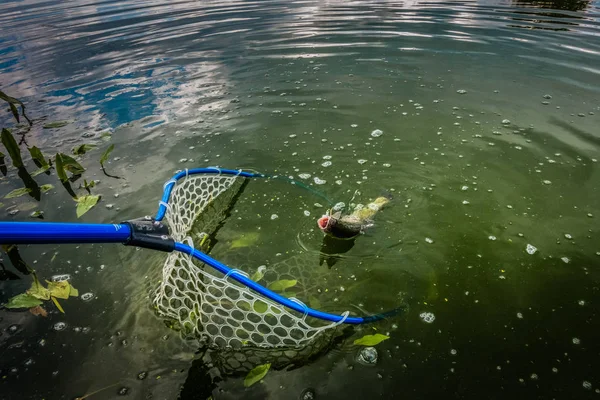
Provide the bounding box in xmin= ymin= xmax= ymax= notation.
xmin=29 ymin=305 xmax=48 ymax=317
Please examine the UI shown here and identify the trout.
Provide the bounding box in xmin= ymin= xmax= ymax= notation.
xmin=317 ymin=196 xmax=390 ymax=239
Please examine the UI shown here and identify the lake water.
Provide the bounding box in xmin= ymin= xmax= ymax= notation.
xmin=1 ymin=0 xmax=599 ymax=399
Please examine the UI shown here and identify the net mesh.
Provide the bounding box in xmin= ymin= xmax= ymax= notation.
xmin=152 ymin=173 xmax=344 ymax=348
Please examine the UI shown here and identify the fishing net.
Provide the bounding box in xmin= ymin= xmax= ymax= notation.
xmin=152 ymin=172 xmax=347 ymax=348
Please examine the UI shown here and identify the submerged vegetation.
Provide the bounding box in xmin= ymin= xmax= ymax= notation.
xmin=0 ymin=90 xmax=118 ymax=295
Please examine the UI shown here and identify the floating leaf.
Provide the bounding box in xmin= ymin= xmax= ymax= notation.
xmin=43 ymin=120 xmax=72 ymax=129
xmin=1 ymin=128 xmax=23 ymax=168
xmin=31 ymin=165 xmax=50 ymax=177
xmin=8 ymin=102 xmax=19 ymax=123
xmin=250 ymin=266 xmax=266 ymax=282
xmin=244 ymin=363 xmax=271 ymax=387
xmin=267 ymin=279 xmax=297 ymax=292
xmin=80 ymin=179 xmax=96 ymax=192
xmin=4 ymin=187 xmax=32 ymax=199
xmin=59 ymin=153 xmax=85 ymax=175
xmin=4 ymin=293 xmax=42 ymax=309
xmin=54 ymin=153 xmax=68 ymax=182
xmin=353 ymin=334 xmax=390 ymax=346
xmin=47 ymin=280 xmax=70 ymax=299
xmin=29 ymin=305 xmax=48 ymax=317
xmin=75 ymin=194 xmax=100 ymax=218
xmin=40 ymin=184 xmax=54 ymax=193
xmin=72 ymin=144 xmax=96 ymax=155
xmin=230 ymin=232 xmax=260 ymax=249
xmin=56 ymin=153 xmax=85 ymax=182
xmin=0 ymin=90 xmax=30 ymax=125
xmin=51 ymin=296 xmax=65 ymax=313
xmin=99 ymin=144 xmax=114 ymax=167
xmin=69 ymin=284 xmax=79 ymax=297
xmin=27 ymin=275 xmax=50 ymax=300
xmin=29 ymin=146 xmax=48 ymax=168
xmin=30 ymin=210 xmax=44 ymax=219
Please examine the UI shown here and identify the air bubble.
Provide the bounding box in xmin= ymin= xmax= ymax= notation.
xmin=526 ymin=244 xmax=537 ymax=254
xmin=371 ymin=129 xmax=383 ymax=138
xmin=425 ymin=238 xmax=434 ymax=244
xmin=357 ymin=347 xmax=378 ymax=365
xmin=51 ymin=274 xmax=71 ymax=282
xmin=53 ymin=322 xmax=67 ymax=331
xmin=81 ymin=292 xmax=95 ymax=302
xmin=357 ymin=159 xmax=367 ymax=164
xmin=419 ymin=312 xmax=435 ymax=323
xmin=271 ymin=214 xmax=279 ymax=220
xmin=298 ymin=173 xmax=311 ymax=179
xmin=321 ymin=161 xmax=332 ymax=167
xmin=583 ymin=381 xmax=592 ymax=390
xmin=313 ymin=177 xmax=326 ymax=185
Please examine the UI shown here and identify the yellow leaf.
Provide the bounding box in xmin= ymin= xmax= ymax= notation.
xmin=230 ymin=232 xmax=260 ymax=249
xmin=51 ymin=296 xmax=65 ymax=313
xmin=244 ymin=363 xmax=271 ymax=387
xmin=47 ymin=280 xmax=70 ymax=299
xmin=267 ymin=279 xmax=297 ymax=291
xmin=353 ymin=333 xmax=390 ymax=346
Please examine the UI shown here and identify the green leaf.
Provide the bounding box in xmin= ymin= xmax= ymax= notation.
xmin=244 ymin=363 xmax=271 ymax=387
xmin=230 ymin=232 xmax=260 ymax=249
xmin=353 ymin=333 xmax=390 ymax=346
xmin=99 ymin=144 xmax=114 ymax=167
xmin=75 ymin=194 xmax=100 ymax=218
xmin=4 ymin=187 xmax=32 ymax=199
xmin=0 ymin=151 xmax=6 ymax=175
xmin=43 ymin=120 xmax=72 ymax=129
xmin=72 ymin=144 xmax=96 ymax=155
xmin=267 ymin=279 xmax=297 ymax=292
xmin=27 ymin=275 xmax=50 ymax=300
xmin=4 ymin=293 xmax=43 ymax=309
xmin=47 ymin=280 xmax=70 ymax=299
xmin=28 ymin=146 xmax=48 ymax=167
xmin=55 ymin=153 xmax=85 ymax=181
xmin=8 ymin=102 xmax=19 ymax=123
xmin=40 ymin=184 xmax=54 ymax=193
xmin=1 ymin=128 xmax=23 ymax=168
xmin=250 ymin=266 xmax=266 ymax=282
xmin=58 ymin=153 xmax=85 ymax=175
xmin=69 ymin=284 xmax=78 ymax=297
xmin=55 ymin=153 xmax=68 ymax=182
xmin=31 ymin=165 xmax=50 ymax=177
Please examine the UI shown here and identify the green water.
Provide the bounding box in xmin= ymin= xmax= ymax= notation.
xmin=1 ymin=0 xmax=599 ymax=398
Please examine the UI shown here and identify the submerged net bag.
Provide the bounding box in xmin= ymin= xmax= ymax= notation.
xmin=152 ymin=171 xmax=348 ymax=349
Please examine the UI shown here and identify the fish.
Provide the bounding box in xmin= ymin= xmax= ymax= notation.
xmin=317 ymin=196 xmax=390 ymax=239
